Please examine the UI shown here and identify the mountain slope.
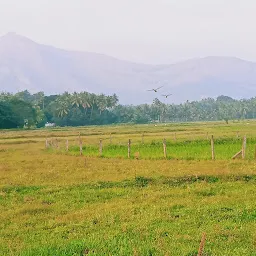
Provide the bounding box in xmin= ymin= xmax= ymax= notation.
xmin=1 ymin=32 xmax=256 ymax=104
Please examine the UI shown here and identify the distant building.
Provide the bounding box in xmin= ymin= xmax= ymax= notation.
xmin=45 ymin=122 xmax=56 ymax=127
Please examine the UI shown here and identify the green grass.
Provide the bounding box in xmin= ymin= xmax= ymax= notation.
xmin=64 ymin=137 xmax=256 ymax=160
xmin=1 ymin=177 xmax=256 ymax=255
xmin=1 ymin=121 xmax=256 ymax=255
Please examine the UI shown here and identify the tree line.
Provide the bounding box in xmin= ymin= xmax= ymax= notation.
xmin=0 ymin=90 xmax=256 ymax=129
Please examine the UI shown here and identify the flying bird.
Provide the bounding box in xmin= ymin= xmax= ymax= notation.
xmin=147 ymin=86 xmax=163 ymax=92
xmin=162 ymin=94 xmax=172 ymax=98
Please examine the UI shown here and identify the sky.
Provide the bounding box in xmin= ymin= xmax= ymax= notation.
xmin=0 ymin=0 xmax=256 ymax=64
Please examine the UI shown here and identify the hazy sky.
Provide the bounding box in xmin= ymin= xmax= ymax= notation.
xmin=0 ymin=0 xmax=255 ymax=64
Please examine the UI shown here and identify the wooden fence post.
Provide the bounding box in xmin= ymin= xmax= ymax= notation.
xmin=45 ymin=138 xmax=49 ymax=149
xmin=163 ymin=138 xmax=167 ymax=159
xmin=128 ymin=139 xmax=131 ymax=159
xmin=142 ymin=132 xmax=144 ymax=144
xmin=110 ymin=133 xmax=112 ymax=144
xmin=79 ymin=137 xmax=83 ymax=156
xmin=236 ymin=131 xmax=239 ymax=139
xmin=66 ymin=139 xmax=69 ymax=152
xmin=197 ymin=233 xmax=206 ymax=256
xmin=211 ymin=135 xmax=215 ymax=160
xmin=242 ymin=135 xmax=246 ymax=159
xmin=99 ymin=139 xmax=103 ymax=156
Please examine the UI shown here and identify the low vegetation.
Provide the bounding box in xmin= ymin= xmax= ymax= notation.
xmin=1 ymin=122 xmax=256 ymax=255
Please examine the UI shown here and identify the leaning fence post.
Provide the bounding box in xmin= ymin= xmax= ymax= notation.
xmin=211 ymin=135 xmax=215 ymax=160
xmin=232 ymin=150 xmax=242 ymax=160
xmin=128 ymin=139 xmax=131 ymax=159
xmin=242 ymin=135 xmax=246 ymax=159
xmin=163 ymin=138 xmax=167 ymax=159
xmin=99 ymin=139 xmax=103 ymax=156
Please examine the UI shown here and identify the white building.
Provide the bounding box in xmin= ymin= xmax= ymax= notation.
xmin=45 ymin=122 xmax=56 ymax=127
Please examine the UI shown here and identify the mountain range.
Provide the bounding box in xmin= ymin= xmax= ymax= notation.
xmin=0 ymin=32 xmax=256 ymax=104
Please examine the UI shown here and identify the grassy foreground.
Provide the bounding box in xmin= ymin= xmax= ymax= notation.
xmin=1 ymin=122 xmax=256 ymax=255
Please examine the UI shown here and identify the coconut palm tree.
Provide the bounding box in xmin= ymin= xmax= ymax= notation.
xmin=97 ymin=94 xmax=107 ymax=115
xmin=55 ymin=92 xmax=71 ymax=118
xmin=71 ymin=92 xmax=82 ymax=108
xmin=56 ymin=100 xmax=70 ymax=118
xmin=80 ymin=92 xmax=91 ymax=111
xmin=89 ymin=94 xmax=97 ymax=121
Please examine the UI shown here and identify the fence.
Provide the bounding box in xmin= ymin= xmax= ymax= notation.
xmin=45 ymin=134 xmax=256 ymax=161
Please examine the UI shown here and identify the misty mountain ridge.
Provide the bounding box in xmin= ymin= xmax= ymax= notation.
xmin=0 ymin=32 xmax=256 ymax=104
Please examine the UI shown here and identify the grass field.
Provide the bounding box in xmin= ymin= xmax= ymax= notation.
xmin=64 ymin=137 xmax=256 ymax=160
xmin=1 ymin=121 xmax=256 ymax=255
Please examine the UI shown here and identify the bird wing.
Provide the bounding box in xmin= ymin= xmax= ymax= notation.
xmin=166 ymin=94 xmax=172 ymax=97
xmin=147 ymin=89 xmax=154 ymax=91
xmin=156 ymin=86 xmax=163 ymax=90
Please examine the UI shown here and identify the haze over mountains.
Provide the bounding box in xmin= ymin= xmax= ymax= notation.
xmin=0 ymin=32 xmax=256 ymax=104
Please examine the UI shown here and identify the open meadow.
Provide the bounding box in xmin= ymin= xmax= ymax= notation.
xmin=1 ymin=121 xmax=256 ymax=255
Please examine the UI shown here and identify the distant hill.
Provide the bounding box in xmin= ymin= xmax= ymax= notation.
xmin=1 ymin=32 xmax=256 ymax=104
